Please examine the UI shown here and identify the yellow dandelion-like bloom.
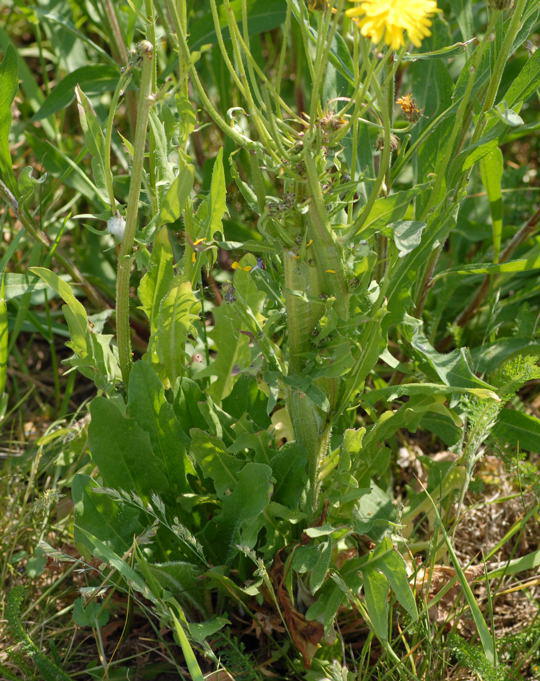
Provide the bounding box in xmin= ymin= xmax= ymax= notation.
xmin=346 ymin=0 xmax=441 ymax=50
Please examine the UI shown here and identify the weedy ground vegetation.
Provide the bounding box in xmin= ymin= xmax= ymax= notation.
xmin=0 ymin=0 xmax=539 ymax=679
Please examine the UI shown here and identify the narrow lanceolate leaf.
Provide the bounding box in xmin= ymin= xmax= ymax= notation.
xmin=0 ymin=276 xmax=7 ymax=394
xmin=75 ymin=86 xmax=110 ymax=204
xmin=0 ymin=44 xmax=18 ymax=193
xmin=30 ymin=267 xmax=89 ymax=356
xmin=151 ymin=278 xmax=200 ymax=385
xmin=480 ymin=146 xmax=504 ymax=262
xmin=363 ymin=567 xmax=389 ymax=641
xmin=32 ymin=64 xmax=119 ymax=121
xmin=374 ymin=538 xmax=418 ymax=621
xmin=89 ymin=397 xmax=170 ymax=496
xmin=207 ymin=148 xmax=227 ymax=238
xmin=426 ymin=490 xmax=497 ymax=665
xmin=502 ymin=47 xmax=540 ymax=110
xmin=433 ymin=255 xmax=540 ymax=278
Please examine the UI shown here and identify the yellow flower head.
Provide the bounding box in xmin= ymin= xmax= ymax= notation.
xmin=346 ymin=0 xmax=441 ymax=50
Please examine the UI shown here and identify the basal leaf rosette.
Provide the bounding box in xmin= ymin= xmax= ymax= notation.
xmin=346 ymin=0 xmax=442 ymax=49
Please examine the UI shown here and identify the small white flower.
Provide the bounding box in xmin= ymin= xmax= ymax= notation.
xmin=107 ymin=214 xmax=126 ymax=240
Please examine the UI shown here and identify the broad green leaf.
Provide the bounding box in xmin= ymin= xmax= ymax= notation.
xmin=145 ymin=562 xmax=206 ymax=613
xmin=2 ymin=273 xmax=49 ymax=299
xmin=386 ymin=212 xmax=455 ymax=322
xmin=0 ymin=44 xmax=18 ymax=193
xmin=190 ymin=428 xmax=244 ymax=498
xmin=351 ymin=187 xmax=426 ymax=238
xmin=72 ymin=597 xmax=109 ymax=628
xmin=72 ymin=474 xmax=144 ymax=555
xmin=479 ymin=147 xmax=504 ymax=261
xmin=341 ymin=306 xmax=387 ymax=407
xmin=363 ymin=567 xmax=389 ymax=641
xmin=66 ymin=328 xmax=121 ymax=392
xmin=393 ymin=221 xmax=426 ymax=257
xmin=138 ymin=227 xmax=174 ymax=331
xmin=173 ymin=377 xmax=209 ymax=432
xmin=160 ymin=161 xmax=194 ymax=225
xmin=205 ymin=462 xmax=273 ymax=564
xmin=292 ymin=540 xmax=333 ymax=593
xmin=309 ymin=540 xmax=332 ymax=594
xmin=271 ymin=443 xmax=307 ymax=509
xmin=128 ymin=362 xmax=191 ymax=492
xmin=405 ymin=316 xmax=499 ymax=394
xmin=202 ymin=302 xmax=251 ymax=403
xmin=188 ymin=617 xmax=229 ymax=644
xmin=89 ymin=397 xmax=170 ymax=496
xmin=420 ymin=410 xmax=462 ymax=446
xmin=306 ymin=558 xmax=364 ymax=627
xmin=151 ymin=278 xmax=200 ymax=384
xmin=33 ymin=64 xmax=119 ymax=120
xmin=454 ymin=0 xmax=473 ymax=41
xmin=408 ymin=20 xmax=453 ymax=189
xmin=359 ymin=397 xmax=446 ymax=474
xmin=352 ymin=483 xmax=395 ymax=540
xmin=492 ymin=408 xmax=540 ymax=452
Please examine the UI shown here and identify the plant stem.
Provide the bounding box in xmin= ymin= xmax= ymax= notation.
xmin=471 ymin=0 xmax=528 ymax=145
xmin=116 ymin=41 xmax=155 ymax=383
xmin=103 ymin=0 xmax=137 ymax=132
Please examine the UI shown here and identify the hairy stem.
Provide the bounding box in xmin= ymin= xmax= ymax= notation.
xmin=116 ymin=41 xmax=155 ymax=382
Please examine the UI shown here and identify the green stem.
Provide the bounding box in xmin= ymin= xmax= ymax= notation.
xmin=116 ymin=41 xmax=155 ymax=383
xmin=471 ymin=0 xmax=527 ymax=145
xmin=344 ymin=51 xmax=395 ymax=243
xmin=169 ymin=7 xmax=260 ymax=152
xmin=104 ymin=68 xmax=132 ymax=213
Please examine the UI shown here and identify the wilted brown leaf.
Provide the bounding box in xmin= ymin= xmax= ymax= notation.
xmin=270 ymin=550 xmax=324 ymax=667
